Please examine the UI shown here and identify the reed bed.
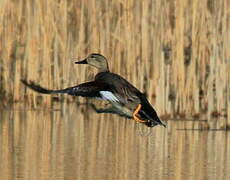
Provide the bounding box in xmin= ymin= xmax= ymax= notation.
xmin=0 ymin=0 xmax=229 ymax=125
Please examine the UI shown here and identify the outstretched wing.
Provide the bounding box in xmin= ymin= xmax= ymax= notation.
xmin=21 ymin=79 xmax=113 ymax=99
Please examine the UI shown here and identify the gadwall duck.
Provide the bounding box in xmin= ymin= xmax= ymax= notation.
xmin=21 ymin=53 xmax=166 ymax=128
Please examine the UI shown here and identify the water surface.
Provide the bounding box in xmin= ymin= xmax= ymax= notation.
xmin=0 ymin=104 xmax=229 ymax=180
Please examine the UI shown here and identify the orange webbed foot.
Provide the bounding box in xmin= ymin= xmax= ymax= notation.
xmin=133 ymin=104 xmax=145 ymax=123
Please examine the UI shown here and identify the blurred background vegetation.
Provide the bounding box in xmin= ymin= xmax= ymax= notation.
xmin=0 ymin=0 xmax=229 ymax=126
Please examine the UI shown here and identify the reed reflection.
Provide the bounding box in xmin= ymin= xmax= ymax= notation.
xmin=0 ymin=104 xmax=229 ymax=180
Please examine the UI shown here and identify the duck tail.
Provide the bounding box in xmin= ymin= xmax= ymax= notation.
xmin=139 ymin=95 xmax=166 ymax=127
xmin=140 ymin=109 xmax=166 ymax=127
xmin=157 ymin=117 xmax=167 ymax=128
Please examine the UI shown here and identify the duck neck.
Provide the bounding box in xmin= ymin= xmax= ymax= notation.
xmin=98 ymin=64 xmax=109 ymax=72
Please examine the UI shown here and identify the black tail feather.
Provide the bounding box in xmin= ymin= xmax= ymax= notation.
xmin=140 ymin=109 xmax=166 ymax=127
xmin=139 ymin=94 xmax=166 ymax=127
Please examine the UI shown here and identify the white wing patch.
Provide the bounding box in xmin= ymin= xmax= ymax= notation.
xmin=100 ymin=91 xmax=119 ymax=102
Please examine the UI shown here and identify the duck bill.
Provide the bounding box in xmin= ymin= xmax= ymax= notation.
xmin=75 ymin=59 xmax=88 ymax=64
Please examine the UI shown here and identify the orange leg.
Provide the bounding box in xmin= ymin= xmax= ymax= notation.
xmin=133 ymin=104 xmax=145 ymax=123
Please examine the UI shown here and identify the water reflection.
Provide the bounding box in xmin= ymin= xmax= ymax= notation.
xmin=0 ymin=104 xmax=229 ymax=180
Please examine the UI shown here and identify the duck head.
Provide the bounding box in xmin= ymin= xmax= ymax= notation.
xmin=75 ymin=53 xmax=109 ymax=72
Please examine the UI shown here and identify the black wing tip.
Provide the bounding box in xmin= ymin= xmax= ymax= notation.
xmin=21 ymin=79 xmax=37 ymax=88
xmin=21 ymin=79 xmax=51 ymax=94
xmin=21 ymin=79 xmax=29 ymax=86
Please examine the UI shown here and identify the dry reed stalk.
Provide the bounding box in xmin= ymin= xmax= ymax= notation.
xmin=0 ymin=0 xmax=229 ymax=125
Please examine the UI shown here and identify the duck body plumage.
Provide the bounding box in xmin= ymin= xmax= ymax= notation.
xmin=95 ymin=72 xmax=141 ymax=104
xmin=94 ymin=72 xmax=165 ymax=127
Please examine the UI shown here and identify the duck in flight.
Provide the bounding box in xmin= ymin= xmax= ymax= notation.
xmin=21 ymin=53 xmax=166 ymax=128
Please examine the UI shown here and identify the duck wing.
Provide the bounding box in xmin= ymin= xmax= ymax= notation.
xmin=21 ymin=79 xmax=113 ymax=99
xmin=95 ymin=72 xmax=142 ymax=104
